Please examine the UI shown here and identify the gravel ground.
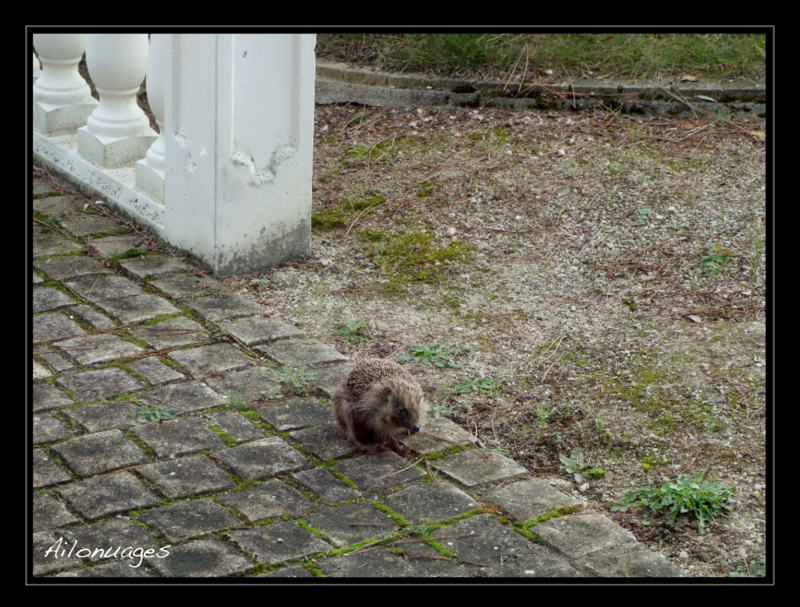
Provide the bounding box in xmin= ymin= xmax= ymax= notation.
xmin=207 ymin=103 xmax=765 ymax=577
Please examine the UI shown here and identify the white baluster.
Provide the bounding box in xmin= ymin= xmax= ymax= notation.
xmin=135 ymin=34 xmax=167 ymax=203
xmin=77 ymin=34 xmax=156 ymax=168
xmin=33 ymin=53 xmax=41 ymax=83
xmin=33 ymin=34 xmax=97 ymax=133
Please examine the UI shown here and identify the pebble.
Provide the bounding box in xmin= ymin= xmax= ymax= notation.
xmin=446 ymin=227 xmax=457 ymax=236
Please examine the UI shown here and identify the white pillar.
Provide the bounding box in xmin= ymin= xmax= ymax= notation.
xmin=33 ymin=53 xmax=41 ymax=83
xmin=77 ymin=34 xmax=157 ymax=168
xmin=164 ymin=34 xmax=316 ymax=275
xmin=135 ymin=34 xmax=167 ymax=203
xmin=33 ymin=34 xmax=97 ymax=133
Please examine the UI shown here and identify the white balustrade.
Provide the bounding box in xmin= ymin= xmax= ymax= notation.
xmin=33 ymin=53 xmax=41 ymax=83
xmin=77 ymin=34 xmax=157 ymax=168
xmin=33 ymin=33 xmax=316 ymax=276
xmin=33 ymin=34 xmax=97 ymax=133
xmin=135 ymin=34 xmax=166 ymax=203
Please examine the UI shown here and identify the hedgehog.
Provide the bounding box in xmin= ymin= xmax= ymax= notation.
xmin=333 ymin=358 xmax=427 ymax=454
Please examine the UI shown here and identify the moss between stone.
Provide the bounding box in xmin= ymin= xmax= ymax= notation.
xmin=522 ymin=506 xmax=582 ymax=528
xmin=142 ymin=313 xmax=183 ymax=326
xmin=296 ymin=519 xmax=327 ymax=538
xmin=322 ymin=466 xmax=359 ymax=491
xmin=369 ymin=501 xmax=408 ymax=526
xmin=204 ymin=422 xmax=237 ymax=448
xmin=122 ymin=430 xmax=156 ymax=458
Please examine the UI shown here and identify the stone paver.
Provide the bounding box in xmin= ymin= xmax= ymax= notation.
xmin=262 ymin=565 xmax=313 ymax=578
xmin=33 ymin=195 xmax=84 ymax=215
xmin=96 ymin=294 xmax=181 ymax=324
xmin=33 ymin=414 xmax=75 ymax=444
xmin=66 ymin=275 xmax=144 ymax=303
xmin=228 ymin=522 xmax=329 ymax=565
xmin=205 ymin=410 xmax=265 ymax=442
xmin=334 ymin=451 xmax=425 ymax=491
xmin=33 ymin=360 xmax=51 ymax=380
xmin=317 ymin=547 xmax=422 ymax=577
xmin=33 ymin=449 xmax=72 ymax=487
xmin=87 ymin=234 xmax=147 ymax=257
xmin=217 ymin=316 xmax=305 ymax=346
xmin=33 ymin=229 xmax=83 ymax=258
xmin=136 ymin=498 xmax=244 ymax=543
xmin=254 ymin=338 xmax=347 ymax=367
xmin=130 ymin=316 xmax=207 ymax=349
xmin=33 ymin=255 xmax=113 ymax=281
xmin=57 ymin=561 xmax=156 ymax=577
xmin=71 ymin=304 xmax=115 ymax=330
xmin=54 ymin=518 xmax=162 ymax=568
xmin=188 ymin=294 xmax=264 ymax=322
xmin=62 ymin=401 xmax=138 ymax=432
xmin=57 ymin=472 xmax=160 ymax=519
xmin=149 ymin=273 xmax=228 ymax=299
xmin=254 ymin=397 xmax=334 ymax=431
xmin=50 ymin=429 xmax=148 ymax=477
xmin=149 ymin=539 xmax=253 ymax=577
xmin=402 ymin=416 xmax=478 ymax=454
xmin=531 ymin=512 xmax=683 ymax=576
xmin=55 ymin=333 xmax=143 ymax=365
xmin=167 ymin=343 xmax=253 ymax=378
xmin=129 ymin=357 xmax=184 ymax=385
xmin=137 ymin=381 xmax=227 ymax=414
xmin=431 ymin=514 xmax=584 ymax=577
xmin=204 ymin=366 xmax=282 ymax=404
xmin=485 ymin=478 xmax=581 ymax=522
xmin=119 ymin=254 xmax=191 ymax=279
xmin=383 ymin=481 xmax=478 ymax=523
xmin=304 ymin=502 xmax=398 ymax=548
xmin=61 ymin=214 xmax=123 ymax=236
xmin=33 ymin=383 xmax=74 ymax=412
xmin=137 ymin=454 xmax=236 ymax=499
xmin=131 ymin=417 xmax=227 ymax=457
xmin=287 ymin=423 xmax=356 ymax=460
xmin=33 ymin=287 xmax=77 ymax=313
xmin=292 ymin=468 xmax=361 ymax=503
xmin=35 ymin=348 xmax=74 ymax=374
xmin=33 ymin=492 xmax=79 ymax=532
xmin=218 ymin=480 xmax=314 ymax=522
xmin=56 ymin=367 xmax=144 ymax=403
xmin=33 ymin=313 xmax=85 ymax=344
xmin=431 ymin=448 xmax=528 ymax=487
xmin=214 ymin=437 xmax=312 ymax=482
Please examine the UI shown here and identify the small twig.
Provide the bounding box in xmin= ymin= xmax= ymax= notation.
xmin=424 ymin=456 xmax=441 ymax=486
xmin=541 ymin=352 xmax=567 ymax=384
xmin=368 ymin=457 xmax=425 ymax=484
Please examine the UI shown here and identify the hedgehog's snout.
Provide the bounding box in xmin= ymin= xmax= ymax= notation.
xmin=411 ymin=424 xmax=420 ymax=434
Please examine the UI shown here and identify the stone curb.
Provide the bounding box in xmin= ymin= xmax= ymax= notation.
xmin=315 ymin=61 xmax=766 ymax=120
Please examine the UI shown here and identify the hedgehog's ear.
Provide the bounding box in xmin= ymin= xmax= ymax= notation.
xmin=382 ymin=386 xmax=392 ymax=397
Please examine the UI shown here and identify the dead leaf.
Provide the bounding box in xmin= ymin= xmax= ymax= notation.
xmin=258 ymin=299 xmax=272 ymax=305
xmin=686 ymin=315 xmax=702 ymax=324
xmin=681 ymin=74 xmax=699 ymax=82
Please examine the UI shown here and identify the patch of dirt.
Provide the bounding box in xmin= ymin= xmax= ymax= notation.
xmin=218 ymin=104 xmax=767 ymax=577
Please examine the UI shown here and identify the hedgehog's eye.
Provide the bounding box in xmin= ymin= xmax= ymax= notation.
xmin=397 ymin=406 xmax=406 ymax=415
